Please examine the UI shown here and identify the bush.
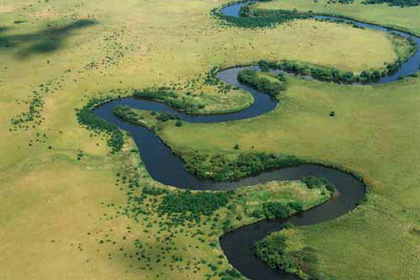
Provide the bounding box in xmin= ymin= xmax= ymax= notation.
xmin=253 ymin=233 xmax=287 ymax=269
xmin=155 ymin=112 xmax=181 ymax=123
xmin=301 ymin=176 xmax=336 ymax=194
xmin=262 ymin=202 xmax=293 ymax=220
xmin=158 ymin=191 xmax=231 ymax=224
xmin=219 ymin=268 xmax=242 ymax=280
xmin=238 ymin=69 xmax=286 ymax=96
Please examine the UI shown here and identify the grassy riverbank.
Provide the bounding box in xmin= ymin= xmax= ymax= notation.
xmin=1 ymin=0 xmax=419 ymax=279
xmin=255 ymin=0 xmax=420 ymax=35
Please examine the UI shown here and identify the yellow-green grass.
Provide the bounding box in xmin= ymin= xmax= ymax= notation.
xmin=255 ymin=0 xmax=420 ymax=35
xmin=0 ymin=0 xmax=417 ymax=279
xmin=0 ymin=0 xmax=400 ymax=168
xmin=160 ymin=74 xmax=420 ymax=279
xmin=0 ymin=134 xmax=328 ymax=280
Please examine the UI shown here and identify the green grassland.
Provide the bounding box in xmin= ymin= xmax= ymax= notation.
xmin=1 ymin=0 xmax=420 ymax=279
xmin=160 ymin=74 xmax=420 ymax=279
xmin=0 ymin=134 xmax=330 ymax=280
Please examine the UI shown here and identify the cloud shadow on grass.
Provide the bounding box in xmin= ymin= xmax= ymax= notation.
xmin=0 ymin=19 xmax=97 ymax=58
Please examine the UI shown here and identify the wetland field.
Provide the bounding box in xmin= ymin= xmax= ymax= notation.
xmin=1 ymin=0 xmax=420 ymax=279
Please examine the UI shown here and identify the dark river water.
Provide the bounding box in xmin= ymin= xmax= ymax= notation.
xmin=91 ymin=2 xmax=420 ymax=279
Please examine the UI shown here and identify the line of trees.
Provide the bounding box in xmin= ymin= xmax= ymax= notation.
xmin=363 ymin=0 xmax=420 ymax=7
xmin=238 ymin=69 xmax=287 ymax=96
xmin=258 ymin=58 xmax=412 ymax=84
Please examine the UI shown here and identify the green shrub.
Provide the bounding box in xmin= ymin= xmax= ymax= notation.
xmin=262 ymin=202 xmax=293 ymax=220
xmin=301 ymin=176 xmax=336 ymax=194
xmin=263 ymin=59 xmax=406 ymax=84
xmin=363 ymin=0 xmax=420 ymax=7
xmin=238 ymin=69 xmax=286 ymax=96
xmin=155 ymin=112 xmax=181 ymax=122
xmin=113 ymin=105 xmax=140 ymax=124
xmin=157 ymin=191 xmax=231 ymax=224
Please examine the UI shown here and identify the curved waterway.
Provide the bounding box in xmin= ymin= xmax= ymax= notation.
xmin=221 ymin=2 xmax=420 ymax=85
xmin=91 ymin=3 xmax=420 ymax=279
xmin=93 ymin=66 xmax=366 ymax=280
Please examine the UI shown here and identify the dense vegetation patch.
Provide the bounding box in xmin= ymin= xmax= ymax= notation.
xmin=252 ymin=201 xmax=303 ymax=219
xmin=183 ymin=151 xmax=303 ymax=181
xmin=212 ymin=2 xmax=312 ymax=28
xmin=301 ymin=176 xmax=336 ymax=194
xmin=254 ymin=232 xmax=328 ymax=280
xmin=325 ymin=0 xmax=420 ymax=6
xmin=326 ymin=0 xmax=355 ymax=4
xmin=158 ymin=190 xmax=231 ymax=224
xmin=76 ymin=96 xmax=124 ymax=153
xmin=153 ymin=111 xmax=182 ymax=123
xmin=237 ymin=69 xmax=287 ymax=96
xmin=363 ymin=0 xmax=420 ymax=7
xmin=113 ymin=105 xmax=140 ymax=124
xmin=127 ymin=185 xmax=232 ymax=226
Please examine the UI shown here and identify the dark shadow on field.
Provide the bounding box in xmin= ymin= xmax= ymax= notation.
xmin=0 ymin=26 xmax=10 ymax=33
xmin=0 ymin=19 xmax=97 ymax=58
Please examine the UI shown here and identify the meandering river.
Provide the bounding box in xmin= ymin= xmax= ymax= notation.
xmin=91 ymin=2 xmax=420 ymax=279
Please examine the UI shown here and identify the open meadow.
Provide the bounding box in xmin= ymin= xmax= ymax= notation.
xmin=1 ymin=0 xmax=420 ymax=279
